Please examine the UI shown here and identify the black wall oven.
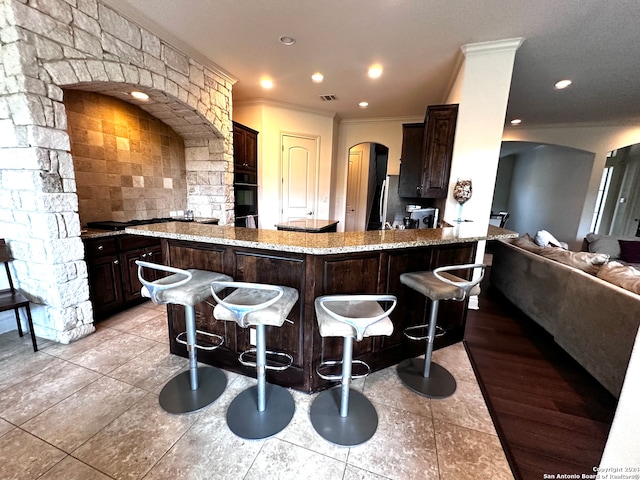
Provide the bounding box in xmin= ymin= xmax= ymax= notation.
xmin=234 ymin=182 xmax=258 ymax=227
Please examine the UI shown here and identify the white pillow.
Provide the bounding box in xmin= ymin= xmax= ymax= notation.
xmin=535 ymin=230 xmax=566 ymax=249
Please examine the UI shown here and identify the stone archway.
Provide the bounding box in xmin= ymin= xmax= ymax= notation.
xmin=0 ymin=0 xmax=235 ymax=343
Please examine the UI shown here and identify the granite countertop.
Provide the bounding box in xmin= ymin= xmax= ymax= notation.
xmin=122 ymin=222 xmax=518 ymax=255
xmin=81 ymin=217 xmax=219 ymax=240
xmin=275 ymin=219 xmax=339 ymax=232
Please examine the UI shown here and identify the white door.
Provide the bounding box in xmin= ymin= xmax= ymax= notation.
xmin=281 ymin=134 xmax=318 ymax=221
xmin=345 ymin=148 xmax=363 ymax=231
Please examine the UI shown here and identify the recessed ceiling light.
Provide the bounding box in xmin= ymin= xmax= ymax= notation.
xmin=279 ymin=35 xmax=296 ymax=46
xmin=510 ymin=118 xmax=522 ymax=125
xmin=554 ymin=79 xmax=572 ymax=90
xmin=311 ymin=72 xmax=324 ymax=83
xmin=368 ymin=65 xmax=383 ymax=79
xmin=260 ymin=78 xmax=273 ymax=89
xmin=130 ymin=91 xmax=149 ymax=100
xmin=359 ymin=101 xmax=369 ymax=108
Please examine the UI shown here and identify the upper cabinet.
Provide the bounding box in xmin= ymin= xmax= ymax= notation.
xmin=398 ymin=104 xmax=458 ymax=199
xmin=232 ymin=121 xmax=258 ymax=184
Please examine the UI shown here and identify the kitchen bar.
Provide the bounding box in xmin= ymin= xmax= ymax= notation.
xmin=124 ymin=222 xmax=517 ymax=393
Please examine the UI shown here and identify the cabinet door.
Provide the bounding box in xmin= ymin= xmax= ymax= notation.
xmin=233 ymin=122 xmax=258 ymax=172
xmin=87 ymin=254 xmax=123 ymax=318
xmin=421 ymin=104 xmax=458 ymax=198
xmin=398 ymin=123 xmax=425 ymax=198
xmin=121 ymin=248 xmax=159 ymax=303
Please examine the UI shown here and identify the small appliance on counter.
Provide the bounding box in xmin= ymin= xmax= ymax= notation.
xmin=408 ymin=207 xmax=438 ymax=229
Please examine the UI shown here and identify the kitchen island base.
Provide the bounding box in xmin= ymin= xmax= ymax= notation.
xmin=162 ymin=238 xmax=477 ymax=393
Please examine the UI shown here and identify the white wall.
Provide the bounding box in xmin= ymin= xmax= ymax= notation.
xmin=335 ymin=117 xmax=421 ymax=230
xmin=233 ymin=102 xmax=336 ymax=230
xmin=505 ymin=144 xmax=594 ymax=249
xmin=503 ymin=124 xmax=640 ymax=240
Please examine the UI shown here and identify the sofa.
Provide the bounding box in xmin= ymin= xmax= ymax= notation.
xmin=490 ymin=236 xmax=640 ymax=398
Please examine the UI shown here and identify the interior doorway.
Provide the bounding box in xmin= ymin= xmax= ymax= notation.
xmin=281 ymin=134 xmax=319 ymax=221
xmin=345 ymin=142 xmax=389 ymax=231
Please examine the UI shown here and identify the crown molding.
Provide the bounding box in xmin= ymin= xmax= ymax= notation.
xmin=461 ymin=38 xmax=525 ymax=57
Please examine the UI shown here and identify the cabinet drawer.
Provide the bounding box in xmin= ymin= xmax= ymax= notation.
xmin=118 ymin=235 xmax=161 ymax=251
xmin=84 ymin=237 xmax=117 ymax=258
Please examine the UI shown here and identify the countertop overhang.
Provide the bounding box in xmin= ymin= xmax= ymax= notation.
xmin=120 ymin=222 xmax=518 ymax=255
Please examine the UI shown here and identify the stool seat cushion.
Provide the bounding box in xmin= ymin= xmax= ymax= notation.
xmin=142 ymin=270 xmax=232 ymax=306
xmin=400 ymin=271 xmax=481 ymax=301
xmin=315 ymin=298 xmax=394 ymax=339
xmin=214 ymin=286 xmax=298 ymax=327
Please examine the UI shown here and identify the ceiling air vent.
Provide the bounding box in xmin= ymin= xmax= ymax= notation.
xmin=318 ymin=94 xmax=337 ymax=101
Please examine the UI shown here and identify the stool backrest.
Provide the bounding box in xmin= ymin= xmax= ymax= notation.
xmin=135 ymin=260 xmax=192 ymax=304
xmin=316 ymin=294 xmax=397 ymax=341
xmin=433 ymin=263 xmax=486 ymax=300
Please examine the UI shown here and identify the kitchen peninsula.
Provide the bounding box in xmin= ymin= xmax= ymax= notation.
xmin=124 ymin=222 xmax=517 ymax=392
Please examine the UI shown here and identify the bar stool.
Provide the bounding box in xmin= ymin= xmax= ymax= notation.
xmin=211 ymin=281 xmax=298 ymax=440
xmin=310 ymin=294 xmax=397 ymax=446
xmin=397 ymin=263 xmax=486 ymax=399
xmin=136 ymin=261 xmax=233 ymax=414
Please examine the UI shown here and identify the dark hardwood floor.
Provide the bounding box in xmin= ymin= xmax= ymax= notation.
xmin=464 ymin=271 xmax=617 ymax=480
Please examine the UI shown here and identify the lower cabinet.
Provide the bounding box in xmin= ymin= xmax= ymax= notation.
xmin=84 ymin=235 xmax=162 ymax=320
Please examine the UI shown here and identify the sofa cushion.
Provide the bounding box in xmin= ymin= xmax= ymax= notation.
xmin=619 ymin=239 xmax=640 ymax=263
xmin=513 ymin=233 xmax=542 ymax=252
xmin=586 ymin=233 xmax=638 ymax=259
xmin=537 ymin=247 xmax=609 ymax=275
xmin=597 ymin=261 xmax=640 ymax=295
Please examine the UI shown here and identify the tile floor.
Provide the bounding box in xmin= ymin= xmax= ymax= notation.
xmin=0 ymin=302 xmax=513 ymax=480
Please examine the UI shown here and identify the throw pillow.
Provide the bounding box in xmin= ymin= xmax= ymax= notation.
xmin=597 ymin=261 xmax=640 ymax=295
xmin=537 ymin=247 xmax=609 ymax=275
xmin=618 ymin=239 xmax=640 ymax=263
xmin=513 ymin=234 xmax=542 ymax=253
xmin=535 ymin=230 xmax=566 ymax=249
xmin=586 ymin=233 xmax=625 ymax=259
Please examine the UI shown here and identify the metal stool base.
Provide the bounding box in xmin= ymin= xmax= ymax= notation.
xmin=159 ymin=366 xmax=227 ymax=414
xmin=310 ymin=388 xmax=378 ymax=446
xmin=226 ymin=384 xmax=295 ymax=440
xmin=397 ymin=358 xmax=457 ymax=399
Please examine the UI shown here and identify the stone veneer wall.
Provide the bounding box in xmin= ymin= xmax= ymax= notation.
xmin=0 ymin=0 xmax=234 ymax=343
xmin=65 ymin=89 xmax=187 ymax=224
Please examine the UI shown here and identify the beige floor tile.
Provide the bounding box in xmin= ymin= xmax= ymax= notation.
xmin=39 ymin=456 xmax=112 ymax=480
xmin=0 ymin=349 xmax=64 ymax=392
xmin=99 ymin=302 xmax=164 ymax=330
xmin=128 ymin=313 xmax=171 ymax=343
xmin=0 ymin=428 xmax=66 ymax=480
xmin=245 ymin=438 xmax=346 ymax=480
xmin=347 ymin=402 xmax=440 ymax=480
xmin=0 ymin=417 xmax=13 ymax=437
xmin=432 ymin=341 xmax=478 ymax=384
xmin=430 ymin=377 xmax=497 ymax=435
xmin=22 ymin=376 xmax=147 ymax=453
xmin=0 ymin=330 xmax=51 ymax=361
xmin=42 ymin=326 xmax=121 ymax=360
xmin=275 ymin=388 xmax=350 ymax=462
xmin=108 ymin=343 xmax=188 ymax=392
xmin=434 ymin=419 xmax=514 ymax=480
xmin=66 ymin=330 xmax=157 ymax=374
xmin=363 ymin=365 xmax=432 ymax=416
xmin=0 ymin=361 xmax=100 ymax=425
xmin=72 ymin=392 xmax=198 ymax=480
xmin=343 ymin=464 xmax=393 ymax=479
xmin=144 ymin=379 xmax=264 ymax=480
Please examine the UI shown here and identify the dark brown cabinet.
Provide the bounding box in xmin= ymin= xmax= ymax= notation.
xmin=398 ymin=123 xmax=425 ymax=198
xmin=84 ymin=235 xmax=162 ymax=319
xmin=233 ymin=121 xmax=259 ymax=226
xmin=398 ymin=104 xmax=458 ymax=199
xmin=232 ymin=121 xmax=258 ymax=182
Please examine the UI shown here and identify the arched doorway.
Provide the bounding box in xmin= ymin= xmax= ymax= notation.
xmin=345 ymin=142 xmax=389 ymax=231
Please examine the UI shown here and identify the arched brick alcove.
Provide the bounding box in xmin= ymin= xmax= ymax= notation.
xmin=0 ymin=0 xmax=234 ymax=343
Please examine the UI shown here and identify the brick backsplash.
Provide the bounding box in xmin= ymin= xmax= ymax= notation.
xmin=64 ymin=89 xmax=187 ymax=224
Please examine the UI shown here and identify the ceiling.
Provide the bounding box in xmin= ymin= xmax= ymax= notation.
xmin=103 ymin=0 xmax=640 ymax=126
